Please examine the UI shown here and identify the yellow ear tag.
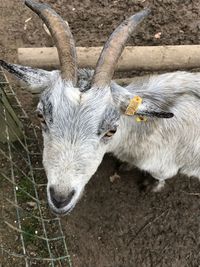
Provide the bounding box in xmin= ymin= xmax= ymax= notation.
xmin=136 ymin=115 xmax=147 ymax=122
xmin=125 ymin=96 xmax=142 ymax=116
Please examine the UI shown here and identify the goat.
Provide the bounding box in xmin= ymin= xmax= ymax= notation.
xmin=1 ymin=0 xmax=200 ymax=215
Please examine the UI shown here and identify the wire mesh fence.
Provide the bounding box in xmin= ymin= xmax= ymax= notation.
xmin=0 ymin=69 xmax=72 ymax=267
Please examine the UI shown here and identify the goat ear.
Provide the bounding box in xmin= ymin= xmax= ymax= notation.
xmin=0 ymin=60 xmax=55 ymax=94
xmin=135 ymin=98 xmax=174 ymax=118
xmin=111 ymin=82 xmax=174 ymax=119
xmin=122 ymin=95 xmax=174 ymax=118
xmin=133 ymin=93 xmax=174 ymax=118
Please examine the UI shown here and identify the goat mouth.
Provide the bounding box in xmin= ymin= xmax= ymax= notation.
xmin=48 ymin=192 xmax=80 ymax=216
xmin=49 ymin=203 xmax=75 ymax=216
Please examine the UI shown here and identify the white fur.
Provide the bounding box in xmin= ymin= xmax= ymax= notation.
xmin=5 ymin=63 xmax=200 ymax=215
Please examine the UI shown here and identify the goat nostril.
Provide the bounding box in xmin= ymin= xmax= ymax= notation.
xmin=49 ymin=187 xmax=75 ymax=209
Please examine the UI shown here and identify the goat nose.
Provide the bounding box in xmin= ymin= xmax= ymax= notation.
xmin=49 ymin=187 xmax=75 ymax=209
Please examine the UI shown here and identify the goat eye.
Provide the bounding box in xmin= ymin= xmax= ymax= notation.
xmin=104 ymin=129 xmax=117 ymax=138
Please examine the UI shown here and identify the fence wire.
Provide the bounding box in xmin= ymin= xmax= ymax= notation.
xmin=0 ymin=69 xmax=72 ymax=267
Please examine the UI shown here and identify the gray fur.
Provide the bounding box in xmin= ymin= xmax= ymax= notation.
xmin=2 ymin=61 xmax=200 ymax=215
xmin=110 ymin=71 xmax=200 ymax=184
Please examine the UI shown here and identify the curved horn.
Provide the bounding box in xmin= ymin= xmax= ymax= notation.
xmin=92 ymin=9 xmax=151 ymax=88
xmin=25 ymin=0 xmax=77 ymax=85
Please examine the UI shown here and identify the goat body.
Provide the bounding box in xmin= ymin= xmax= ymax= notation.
xmin=109 ymin=71 xmax=200 ymax=185
xmin=2 ymin=1 xmax=200 ymax=215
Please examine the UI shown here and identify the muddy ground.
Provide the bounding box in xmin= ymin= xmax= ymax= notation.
xmin=1 ymin=0 xmax=200 ymax=266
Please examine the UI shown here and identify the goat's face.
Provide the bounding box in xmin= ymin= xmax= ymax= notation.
xmin=1 ymin=0 xmax=150 ymax=214
xmin=37 ymin=74 xmax=120 ymax=214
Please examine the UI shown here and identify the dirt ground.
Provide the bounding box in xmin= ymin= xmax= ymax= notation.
xmin=1 ymin=0 xmax=200 ymax=266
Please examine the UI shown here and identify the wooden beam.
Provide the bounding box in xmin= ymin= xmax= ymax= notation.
xmin=18 ymin=45 xmax=200 ymax=71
